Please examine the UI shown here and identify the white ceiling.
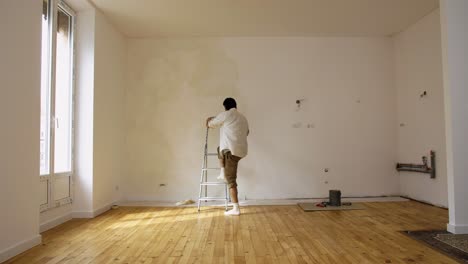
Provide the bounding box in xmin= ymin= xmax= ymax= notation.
xmin=88 ymin=0 xmax=439 ymax=38
xmin=65 ymin=0 xmax=94 ymax=12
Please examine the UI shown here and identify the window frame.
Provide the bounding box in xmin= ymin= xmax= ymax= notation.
xmin=40 ymin=0 xmax=76 ymax=212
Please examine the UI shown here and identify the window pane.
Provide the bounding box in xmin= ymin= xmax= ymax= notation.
xmin=40 ymin=0 xmax=50 ymax=175
xmin=40 ymin=181 xmax=49 ymax=205
xmin=54 ymin=177 xmax=71 ymax=200
xmin=54 ymin=8 xmax=73 ymax=173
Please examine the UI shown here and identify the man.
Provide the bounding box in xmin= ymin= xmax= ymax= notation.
xmin=206 ymin=98 xmax=249 ymax=216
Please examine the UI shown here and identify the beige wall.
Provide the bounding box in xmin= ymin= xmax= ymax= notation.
xmin=124 ymin=37 xmax=399 ymax=201
xmin=93 ymin=10 xmax=127 ymax=210
xmin=0 ymin=0 xmax=42 ymax=261
xmin=441 ymin=0 xmax=468 ymax=234
xmin=73 ymin=8 xmax=126 ymax=216
xmin=73 ymin=8 xmax=95 ymax=215
xmin=394 ymin=10 xmax=447 ymax=207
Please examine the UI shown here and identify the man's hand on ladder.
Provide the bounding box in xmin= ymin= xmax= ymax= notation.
xmin=206 ymin=117 xmax=215 ymax=128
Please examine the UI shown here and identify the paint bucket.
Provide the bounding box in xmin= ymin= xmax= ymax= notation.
xmin=329 ymin=190 xmax=341 ymax=206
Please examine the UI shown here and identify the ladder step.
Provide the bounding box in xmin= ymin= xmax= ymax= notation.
xmin=199 ymin=197 xmax=228 ymax=201
xmin=200 ymin=182 xmax=227 ymax=186
xmin=206 ymin=153 xmax=218 ymax=156
xmin=202 ymin=168 xmax=221 ymax=171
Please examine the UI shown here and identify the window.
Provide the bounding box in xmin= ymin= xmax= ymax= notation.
xmin=40 ymin=0 xmax=75 ymax=212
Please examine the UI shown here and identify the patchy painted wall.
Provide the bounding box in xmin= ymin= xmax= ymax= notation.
xmin=124 ymin=37 xmax=399 ymax=201
xmin=394 ymin=10 xmax=447 ymax=207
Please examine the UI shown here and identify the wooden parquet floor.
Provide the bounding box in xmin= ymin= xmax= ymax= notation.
xmin=6 ymin=201 xmax=456 ymax=264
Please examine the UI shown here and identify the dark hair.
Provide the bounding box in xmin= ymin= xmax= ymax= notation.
xmin=223 ymin=97 xmax=237 ymax=110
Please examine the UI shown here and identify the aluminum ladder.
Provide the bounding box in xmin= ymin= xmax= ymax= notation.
xmin=197 ymin=127 xmax=229 ymax=212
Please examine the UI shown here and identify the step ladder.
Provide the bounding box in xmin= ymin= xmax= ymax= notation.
xmin=197 ymin=127 xmax=229 ymax=212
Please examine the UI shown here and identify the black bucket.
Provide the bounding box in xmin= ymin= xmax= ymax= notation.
xmin=329 ymin=190 xmax=341 ymax=206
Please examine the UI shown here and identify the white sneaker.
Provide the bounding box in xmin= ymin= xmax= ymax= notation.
xmin=224 ymin=208 xmax=240 ymax=216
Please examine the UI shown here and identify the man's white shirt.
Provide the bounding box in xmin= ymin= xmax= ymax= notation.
xmin=208 ymin=108 xmax=249 ymax=158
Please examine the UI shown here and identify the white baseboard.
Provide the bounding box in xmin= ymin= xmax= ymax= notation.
xmin=40 ymin=212 xmax=73 ymax=233
xmin=72 ymin=202 xmax=115 ymax=219
xmin=71 ymin=211 xmax=94 ymax=218
xmin=119 ymin=196 xmax=409 ymax=207
xmin=0 ymin=235 xmax=42 ymax=263
xmin=400 ymin=195 xmax=448 ymax=209
xmin=92 ymin=203 xmax=113 ymax=217
xmin=447 ymin=223 xmax=468 ymax=234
